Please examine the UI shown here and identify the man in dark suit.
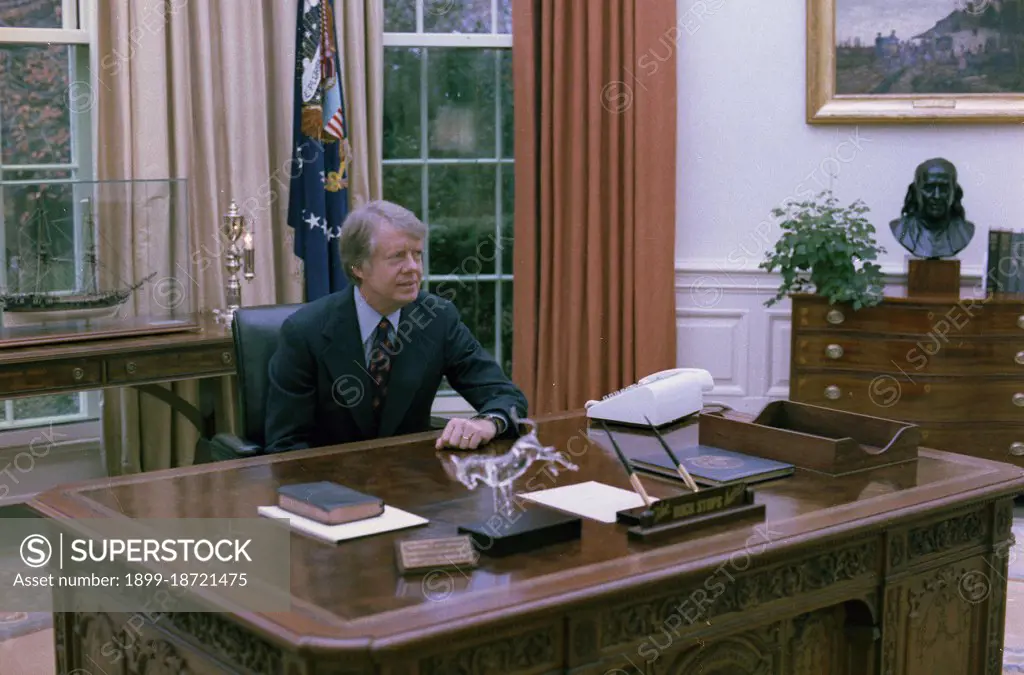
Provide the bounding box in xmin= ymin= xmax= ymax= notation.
xmin=264 ymin=200 xmax=527 ymax=453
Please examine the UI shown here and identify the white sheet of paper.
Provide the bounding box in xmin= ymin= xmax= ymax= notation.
xmin=516 ymin=480 xmax=659 ymax=523
xmin=257 ymin=505 xmax=428 ymax=543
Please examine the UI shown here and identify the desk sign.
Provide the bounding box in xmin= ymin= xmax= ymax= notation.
xmin=395 ymin=535 xmax=479 ymax=575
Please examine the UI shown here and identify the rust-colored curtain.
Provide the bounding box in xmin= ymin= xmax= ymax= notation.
xmin=512 ymin=0 xmax=678 ymax=415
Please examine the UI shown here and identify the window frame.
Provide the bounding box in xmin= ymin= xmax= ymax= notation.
xmin=382 ymin=1 xmax=514 ymax=407
xmin=0 ymin=0 xmax=101 ymax=433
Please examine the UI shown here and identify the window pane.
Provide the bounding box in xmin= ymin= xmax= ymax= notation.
xmin=427 ymin=164 xmax=495 ymax=276
xmin=382 ymin=164 xmax=424 ymax=220
xmin=499 ymin=49 xmax=512 ymax=159
xmin=498 ymin=0 xmax=511 ymax=33
xmin=427 ymin=49 xmax=497 ymax=158
xmin=0 ymin=0 xmax=62 ymax=29
xmin=500 ymin=164 xmax=513 ymax=274
xmin=1 ymin=176 xmax=77 ymax=293
xmin=13 ymin=393 xmax=80 ymax=420
xmin=0 ymin=44 xmax=74 ymax=165
xmin=424 ymin=0 xmax=491 ymax=34
xmin=500 ymin=280 xmax=512 ymax=375
xmin=437 ymin=279 xmax=496 ymax=357
xmin=384 ymin=0 xmax=415 ymax=32
xmin=384 ymin=47 xmax=423 ymax=159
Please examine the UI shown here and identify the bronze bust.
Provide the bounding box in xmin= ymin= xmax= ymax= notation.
xmin=889 ymin=158 xmax=974 ymax=259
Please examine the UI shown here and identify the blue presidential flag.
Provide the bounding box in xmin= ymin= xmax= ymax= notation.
xmin=287 ymin=0 xmax=350 ymax=301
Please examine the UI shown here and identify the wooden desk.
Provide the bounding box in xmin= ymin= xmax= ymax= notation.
xmin=0 ymin=314 xmax=234 ymax=439
xmin=28 ymin=411 xmax=1024 ymax=675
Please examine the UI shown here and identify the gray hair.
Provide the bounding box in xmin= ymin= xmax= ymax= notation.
xmin=339 ymin=200 xmax=427 ymax=285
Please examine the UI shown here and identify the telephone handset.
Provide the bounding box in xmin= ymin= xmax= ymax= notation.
xmin=585 ymin=368 xmax=715 ymax=427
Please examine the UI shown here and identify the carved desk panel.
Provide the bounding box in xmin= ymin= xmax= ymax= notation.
xmin=29 ymin=410 xmax=1024 ymax=675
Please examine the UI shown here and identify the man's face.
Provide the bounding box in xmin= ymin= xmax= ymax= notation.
xmin=354 ymin=222 xmax=424 ymax=313
xmin=918 ymin=166 xmax=954 ymax=221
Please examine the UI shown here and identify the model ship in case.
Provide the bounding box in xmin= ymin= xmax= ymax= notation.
xmin=0 ymin=198 xmax=156 ymax=322
xmin=0 ymin=197 xmax=154 ymax=321
xmin=0 ymin=177 xmax=197 ymax=347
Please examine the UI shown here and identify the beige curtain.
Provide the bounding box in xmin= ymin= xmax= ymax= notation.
xmin=337 ymin=0 xmax=384 ymax=207
xmin=96 ymin=0 xmax=382 ymax=473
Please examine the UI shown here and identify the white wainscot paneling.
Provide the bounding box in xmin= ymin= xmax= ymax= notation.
xmin=765 ymin=308 xmax=792 ymax=399
xmin=675 ymin=265 xmax=777 ymax=414
xmin=675 ymin=308 xmax=749 ymax=400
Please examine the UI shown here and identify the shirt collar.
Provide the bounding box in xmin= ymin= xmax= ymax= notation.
xmin=354 ymin=286 xmax=402 ymax=343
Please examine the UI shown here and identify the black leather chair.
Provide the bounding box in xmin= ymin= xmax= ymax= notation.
xmin=197 ymin=302 xmax=450 ymax=463
xmin=198 ymin=303 xmax=303 ymax=463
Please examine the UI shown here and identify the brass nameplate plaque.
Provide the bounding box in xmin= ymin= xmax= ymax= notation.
xmin=395 ymin=535 xmax=480 ymax=574
xmin=649 ymin=484 xmax=748 ymax=525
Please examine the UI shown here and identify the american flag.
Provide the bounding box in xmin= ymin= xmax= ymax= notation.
xmin=287 ymin=0 xmax=350 ymax=301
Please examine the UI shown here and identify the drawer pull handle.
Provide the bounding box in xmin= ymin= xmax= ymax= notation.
xmin=72 ymin=367 xmax=84 ymax=381
xmin=1011 ymin=442 xmax=1024 ymax=456
xmin=826 ymin=309 xmax=845 ymax=325
xmin=126 ymin=362 xmax=137 ymax=375
xmin=825 ymin=344 xmax=844 ymax=360
xmin=824 ymin=385 xmax=841 ymax=400
xmin=1019 ymin=315 xmax=1024 ymax=330
xmin=1016 ymin=351 xmax=1024 ymax=365
xmin=221 ymin=351 xmax=233 ymax=365
xmin=1014 ymin=393 xmax=1024 ymax=407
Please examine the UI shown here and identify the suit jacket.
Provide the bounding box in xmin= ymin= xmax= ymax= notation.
xmin=264 ymin=287 xmax=528 ymax=452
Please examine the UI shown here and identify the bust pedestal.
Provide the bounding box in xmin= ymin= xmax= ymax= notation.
xmin=907 ymin=258 xmax=960 ymax=297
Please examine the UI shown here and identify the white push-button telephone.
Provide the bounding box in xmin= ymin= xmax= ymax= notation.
xmin=584 ymin=368 xmax=715 ymax=427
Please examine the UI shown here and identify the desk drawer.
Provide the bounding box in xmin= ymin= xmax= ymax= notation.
xmin=795 ymin=299 xmax=1024 ymax=336
xmin=0 ymin=359 xmax=101 ymax=395
xmin=107 ymin=346 xmax=235 ymax=383
xmin=792 ymin=372 xmax=1024 ymax=423
xmin=794 ymin=334 xmax=1024 ymax=375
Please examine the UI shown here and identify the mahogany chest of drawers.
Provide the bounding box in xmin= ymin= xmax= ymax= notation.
xmin=789 ymin=292 xmax=1024 ymax=468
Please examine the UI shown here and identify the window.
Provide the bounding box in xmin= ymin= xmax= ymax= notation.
xmin=382 ymin=0 xmax=514 ymax=395
xmin=0 ymin=0 xmax=99 ymax=429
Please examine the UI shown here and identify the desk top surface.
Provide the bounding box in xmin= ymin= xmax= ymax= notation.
xmin=28 ymin=410 xmax=1024 ymax=651
xmin=0 ymin=313 xmax=231 ymax=364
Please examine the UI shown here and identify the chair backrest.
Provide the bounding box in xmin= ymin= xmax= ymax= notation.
xmin=231 ymin=303 xmax=303 ymax=446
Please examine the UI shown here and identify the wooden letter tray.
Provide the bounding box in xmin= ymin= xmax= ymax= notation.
xmin=698 ymin=400 xmax=920 ymax=475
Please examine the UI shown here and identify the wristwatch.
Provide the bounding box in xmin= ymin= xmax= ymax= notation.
xmin=473 ymin=412 xmax=509 ymax=435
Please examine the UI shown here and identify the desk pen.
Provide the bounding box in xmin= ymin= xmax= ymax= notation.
xmin=597 ymin=419 xmax=653 ymax=507
xmin=644 ymin=415 xmax=700 ymax=493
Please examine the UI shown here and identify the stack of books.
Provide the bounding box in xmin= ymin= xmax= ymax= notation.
xmin=986 ymin=228 xmax=1024 ymax=295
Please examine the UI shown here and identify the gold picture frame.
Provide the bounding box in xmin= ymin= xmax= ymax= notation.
xmin=808 ymin=0 xmax=1024 ymax=124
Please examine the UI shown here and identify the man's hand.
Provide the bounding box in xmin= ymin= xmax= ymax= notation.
xmin=435 ymin=417 xmax=498 ymax=450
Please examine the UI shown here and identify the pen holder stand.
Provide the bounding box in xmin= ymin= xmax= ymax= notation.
xmin=616 ymin=483 xmax=764 ymax=542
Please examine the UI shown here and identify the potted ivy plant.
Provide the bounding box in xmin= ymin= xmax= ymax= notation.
xmin=759 ymin=190 xmax=886 ymax=310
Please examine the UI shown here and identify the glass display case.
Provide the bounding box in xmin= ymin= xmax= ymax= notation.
xmin=0 ymin=178 xmax=197 ymax=347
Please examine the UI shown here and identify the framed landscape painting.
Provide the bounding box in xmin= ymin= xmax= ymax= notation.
xmin=808 ymin=0 xmax=1024 ymax=123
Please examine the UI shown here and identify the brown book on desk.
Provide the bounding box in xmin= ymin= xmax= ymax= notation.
xmin=277 ymin=481 xmax=384 ymax=525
